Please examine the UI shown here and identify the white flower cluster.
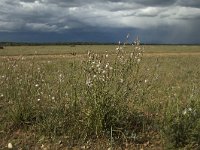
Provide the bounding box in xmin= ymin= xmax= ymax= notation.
xmin=182 ymin=107 xmax=196 ymax=116
xmin=85 ymin=35 xmax=144 ymax=89
xmin=85 ymin=51 xmax=113 ymax=87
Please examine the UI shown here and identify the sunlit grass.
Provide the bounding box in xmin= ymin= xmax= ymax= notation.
xmin=0 ymin=44 xmax=200 ymax=149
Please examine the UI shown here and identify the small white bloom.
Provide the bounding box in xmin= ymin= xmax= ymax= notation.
xmin=120 ymin=79 xmax=124 ymax=83
xmin=86 ymin=78 xmax=93 ymax=87
xmin=100 ymin=77 xmax=105 ymax=82
xmin=0 ymin=93 xmax=3 ymax=97
xmin=126 ymin=33 xmax=130 ymax=39
xmin=130 ymin=53 xmax=133 ymax=58
xmin=8 ymin=143 xmax=13 ymax=149
xmin=37 ymin=98 xmax=41 ymax=101
xmin=35 ymin=84 xmax=39 ymax=87
xmin=182 ymin=109 xmax=187 ymax=115
xmin=188 ymin=108 xmax=192 ymax=112
xmin=52 ymin=97 xmax=55 ymax=100
xmin=105 ymin=54 xmax=108 ymax=58
xmin=145 ymin=79 xmax=148 ymax=83
xmin=98 ymin=68 xmax=101 ymax=73
xmin=137 ymin=58 xmax=141 ymax=63
xmin=93 ymin=75 xmax=97 ymax=78
xmin=105 ymin=63 xmax=109 ymax=68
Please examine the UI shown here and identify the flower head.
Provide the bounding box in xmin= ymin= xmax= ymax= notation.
xmin=86 ymin=77 xmax=93 ymax=87
xmin=8 ymin=143 xmax=13 ymax=149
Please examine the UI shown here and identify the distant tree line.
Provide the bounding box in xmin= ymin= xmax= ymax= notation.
xmin=0 ymin=42 xmax=117 ymax=46
xmin=0 ymin=42 xmax=199 ymax=46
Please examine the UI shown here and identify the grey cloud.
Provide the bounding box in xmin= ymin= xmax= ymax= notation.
xmin=20 ymin=0 xmax=37 ymax=2
xmin=128 ymin=0 xmax=177 ymax=6
xmin=177 ymin=0 xmax=200 ymax=8
xmin=0 ymin=0 xmax=200 ymax=44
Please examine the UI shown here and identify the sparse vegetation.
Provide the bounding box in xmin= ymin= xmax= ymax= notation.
xmin=0 ymin=40 xmax=200 ymax=149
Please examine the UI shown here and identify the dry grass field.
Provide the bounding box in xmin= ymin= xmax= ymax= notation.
xmin=0 ymin=45 xmax=200 ymax=149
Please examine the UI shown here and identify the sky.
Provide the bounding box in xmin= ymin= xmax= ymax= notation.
xmin=0 ymin=0 xmax=200 ymax=44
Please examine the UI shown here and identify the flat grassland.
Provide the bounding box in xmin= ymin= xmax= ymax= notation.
xmin=0 ymin=45 xmax=200 ymax=149
xmin=1 ymin=45 xmax=200 ymax=56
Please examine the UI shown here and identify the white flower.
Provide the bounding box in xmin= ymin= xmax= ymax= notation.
xmin=188 ymin=107 xmax=192 ymax=112
xmin=35 ymin=84 xmax=39 ymax=87
xmin=52 ymin=97 xmax=55 ymax=100
xmin=105 ymin=63 xmax=109 ymax=68
xmin=8 ymin=143 xmax=13 ymax=149
xmin=130 ymin=53 xmax=133 ymax=58
xmin=126 ymin=33 xmax=130 ymax=39
xmin=37 ymin=98 xmax=41 ymax=102
xmin=0 ymin=93 xmax=3 ymax=97
xmin=105 ymin=54 xmax=108 ymax=58
xmin=182 ymin=109 xmax=187 ymax=115
xmin=100 ymin=77 xmax=105 ymax=82
xmin=137 ymin=58 xmax=141 ymax=63
xmin=145 ymin=79 xmax=148 ymax=83
xmin=93 ymin=75 xmax=97 ymax=78
xmin=86 ymin=78 xmax=93 ymax=87
xmin=120 ymin=79 xmax=124 ymax=83
xmin=98 ymin=68 xmax=101 ymax=73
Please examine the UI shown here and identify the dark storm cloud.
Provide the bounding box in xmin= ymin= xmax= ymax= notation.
xmin=0 ymin=0 xmax=200 ymax=43
xmin=134 ymin=0 xmax=176 ymax=6
xmin=177 ymin=0 xmax=200 ymax=8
